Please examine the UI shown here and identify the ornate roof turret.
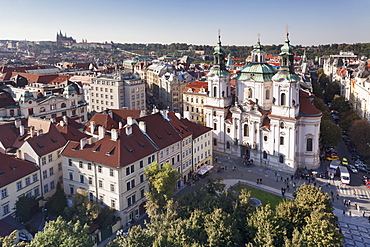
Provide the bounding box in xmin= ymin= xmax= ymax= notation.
xmin=272 ymin=30 xmax=300 ymax=82
xmin=63 ymin=84 xmax=77 ymax=96
xmin=19 ymin=90 xmax=35 ymax=102
xmin=208 ymin=30 xmax=229 ymax=77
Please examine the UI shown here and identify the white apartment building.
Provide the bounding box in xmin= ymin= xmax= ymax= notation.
xmin=0 ymin=153 xmax=41 ymax=220
xmin=90 ymin=72 xmax=146 ymax=112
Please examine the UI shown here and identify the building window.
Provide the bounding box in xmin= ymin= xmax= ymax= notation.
xmin=79 ymin=161 xmax=83 ymax=168
xmin=2 ymin=204 xmax=9 ymax=216
xmin=80 ymin=175 xmax=84 ymax=184
xmin=213 ymin=138 xmax=217 ymax=146
xmin=264 ymin=136 xmax=268 ymax=142
xmin=69 ymin=159 xmax=72 ymax=166
xmin=141 ymin=188 xmax=145 ymax=198
xmin=213 ymin=86 xmax=217 ymax=97
xmin=111 ymin=200 xmax=116 ymax=209
xmin=263 ymin=151 xmax=267 ymax=159
xmin=41 ymin=157 xmax=46 ymax=166
xmin=25 ymin=177 xmax=31 ymax=186
xmin=58 ymin=163 xmax=62 ymax=171
xmin=50 ymin=181 xmax=55 ymax=190
xmin=280 ymin=122 xmax=285 ymax=129
xmin=69 ymin=172 xmax=73 ymax=181
xmin=44 ymin=184 xmax=49 ymax=193
xmin=70 ymin=187 xmax=74 ymax=195
xmin=266 ymin=89 xmax=270 ymax=100
xmin=306 ymin=138 xmax=313 ymax=152
xmin=280 ymin=136 xmax=284 ymax=145
xmin=33 ymin=174 xmax=38 ymax=182
xmin=61 ymin=103 xmax=66 ymax=108
xmin=281 ymin=93 xmax=286 ymax=106
xmin=1 ymin=188 xmax=8 ymax=199
xmin=279 ymin=155 xmax=284 ymax=163
xmin=49 ymin=167 xmax=54 ymax=176
xmin=88 ymin=177 xmax=93 ymax=185
xmin=88 ymin=163 xmax=92 ymax=170
xmin=110 ymin=184 xmax=115 ymax=192
xmin=48 ymin=154 xmax=53 ymax=162
xmin=213 ymin=123 xmax=217 ymax=130
xmin=34 ymin=188 xmax=40 ymax=197
xmin=140 ymin=160 xmax=143 ymax=169
xmin=248 ymin=88 xmax=253 ymax=98
xmin=140 ymin=174 xmax=144 ymax=183
xmin=98 ymin=165 xmax=102 ymax=173
xmin=110 ymin=169 xmax=114 ymax=177
xmin=43 ymin=170 xmax=47 ymax=179
xmin=226 ymin=142 xmax=230 ymax=149
xmin=99 ymin=180 xmax=103 ymax=188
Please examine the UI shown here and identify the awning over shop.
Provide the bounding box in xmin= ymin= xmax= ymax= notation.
xmin=195 ymin=165 xmax=213 ymax=175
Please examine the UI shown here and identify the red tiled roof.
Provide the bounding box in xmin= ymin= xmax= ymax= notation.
xmin=0 ymin=220 xmax=17 ymax=237
xmin=85 ymin=114 xmax=118 ymax=132
xmin=0 ymin=91 xmax=16 ymax=108
xmin=0 ymin=153 xmax=38 ymax=188
xmin=62 ymin=125 xmax=158 ymax=168
xmin=137 ymin=112 xmax=182 ymax=149
xmin=180 ymin=118 xmax=212 ymax=138
xmin=54 ymin=116 xmax=84 ymax=130
xmin=299 ymin=91 xmax=322 ymax=117
xmin=167 ymin=112 xmax=192 ymax=138
xmin=0 ymin=122 xmax=20 ymax=150
xmin=56 ymin=125 xmax=90 ymax=142
xmin=25 ymin=124 xmax=67 ymax=157
xmin=183 ymin=81 xmax=208 ymax=94
xmin=108 ymin=109 xmax=141 ymax=124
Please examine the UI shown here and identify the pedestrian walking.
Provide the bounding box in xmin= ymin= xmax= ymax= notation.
xmin=286 ymin=184 xmax=290 ymax=191
xmin=349 ymin=211 xmax=352 ymax=217
xmin=293 ymin=182 xmax=296 ymax=190
xmin=343 ymin=199 xmax=347 ymax=206
xmin=343 ymin=209 xmax=346 ymax=216
xmin=256 ymin=179 xmax=259 ymax=184
xmin=336 ymin=193 xmax=339 ymax=200
xmin=357 ymin=204 xmax=360 ymax=213
xmin=363 ymin=211 xmax=366 ymax=217
xmin=276 ymin=176 xmax=279 ymax=182
xmin=348 ymin=200 xmax=351 ymax=207
xmin=330 ymin=191 xmax=334 ymax=197
xmin=259 ymin=178 xmax=262 ymax=184
xmin=353 ymin=190 xmax=357 ymax=196
xmin=281 ymin=176 xmax=283 ymax=181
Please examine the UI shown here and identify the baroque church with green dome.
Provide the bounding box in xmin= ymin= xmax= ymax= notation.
xmin=204 ymin=33 xmax=322 ymax=174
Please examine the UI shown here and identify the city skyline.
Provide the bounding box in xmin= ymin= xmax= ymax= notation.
xmin=1 ymin=0 xmax=370 ymax=46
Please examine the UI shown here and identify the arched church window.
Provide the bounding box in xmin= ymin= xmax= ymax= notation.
xmin=279 ymin=155 xmax=284 ymax=163
xmin=226 ymin=86 xmax=229 ymax=97
xmin=280 ymin=122 xmax=284 ymax=129
xmin=227 ymin=128 xmax=230 ymax=133
xmin=222 ymin=91 xmax=225 ymax=97
xmin=266 ymin=89 xmax=270 ymax=100
xmin=248 ymin=88 xmax=253 ymax=98
xmin=213 ymin=123 xmax=217 ymax=130
xmin=280 ymin=93 xmax=286 ymax=106
xmin=226 ymin=141 xmax=230 ymax=149
xmin=280 ymin=136 xmax=284 ymax=145
xmin=264 ymin=136 xmax=268 ymax=142
xmin=263 ymin=151 xmax=267 ymax=159
xmin=254 ymin=55 xmax=258 ymax=62
xmin=40 ymin=107 xmax=46 ymax=112
xmin=61 ymin=103 xmax=66 ymax=108
xmin=213 ymin=111 xmax=216 ymax=117
xmin=306 ymin=138 xmax=313 ymax=152
xmin=213 ymin=86 xmax=217 ymax=97
xmin=243 ymin=124 xmax=249 ymax=137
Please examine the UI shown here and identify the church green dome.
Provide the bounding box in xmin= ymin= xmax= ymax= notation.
xmin=235 ymin=63 xmax=277 ymax=82
xmin=280 ymin=34 xmax=294 ymax=55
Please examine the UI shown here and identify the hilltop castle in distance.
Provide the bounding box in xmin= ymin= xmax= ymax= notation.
xmin=56 ymin=30 xmax=76 ymax=45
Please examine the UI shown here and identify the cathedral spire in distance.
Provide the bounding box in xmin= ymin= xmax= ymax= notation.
xmin=209 ymin=29 xmax=228 ymax=76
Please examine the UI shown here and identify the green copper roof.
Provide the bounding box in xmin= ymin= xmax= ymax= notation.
xmin=252 ymin=40 xmax=264 ymax=52
xmin=280 ymin=34 xmax=294 ymax=55
xmin=235 ymin=63 xmax=277 ymax=82
xmin=208 ymin=67 xmax=230 ymax=76
xmin=272 ymin=70 xmax=300 ymax=82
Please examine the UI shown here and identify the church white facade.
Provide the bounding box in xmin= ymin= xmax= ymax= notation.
xmin=204 ymin=34 xmax=322 ymax=174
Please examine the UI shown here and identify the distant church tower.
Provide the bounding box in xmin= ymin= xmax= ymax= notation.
xmin=204 ymin=31 xmax=233 ymax=152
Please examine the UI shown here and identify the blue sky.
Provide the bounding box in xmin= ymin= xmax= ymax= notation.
xmin=1 ymin=0 xmax=369 ymax=46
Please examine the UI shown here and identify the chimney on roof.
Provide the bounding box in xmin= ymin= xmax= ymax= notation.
xmin=125 ymin=125 xmax=132 ymax=136
xmin=90 ymin=121 xmax=96 ymax=134
xmin=118 ymin=121 xmax=123 ymax=129
xmin=127 ymin=116 xmax=133 ymax=125
xmin=63 ymin=116 xmax=68 ymax=125
xmin=98 ymin=126 xmax=106 ymax=140
xmin=50 ymin=118 xmax=55 ymax=123
xmin=37 ymin=129 xmax=43 ymax=136
xmin=15 ymin=119 xmax=21 ymax=128
xmin=139 ymin=121 xmax=146 ymax=133
xmin=30 ymin=126 xmax=35 ymax=138
xmin=140 ymin=110 xmax=146 ymax=117
xmin=161 ymin=109 xmax=170 ymax=121
xmin=111 ymin=129 xmax=118 ymax=141
xmin=80 ymin=137 xmax=87 ymax=150
xmin=60 ymin=120 xmax=65 ymax=127
xmin=19 ymin=125 xmax=25 ymax=136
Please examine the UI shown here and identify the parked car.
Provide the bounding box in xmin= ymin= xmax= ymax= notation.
xmin=327 ymin=154 xmax=340 ymax=161
xmin=348 ymin=165 xmax=358 ymax=173
xmin=357 ymin=165 xmax=370 ymax=174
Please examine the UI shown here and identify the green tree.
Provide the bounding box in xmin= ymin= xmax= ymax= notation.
xmin=46 ymin=182 xmax=66 ymax=216
xmin=340 ymin=110 xmax=361 ymax=132
xmin=144 ymin=162 xmax=180 ymax=216
xmin=349 ymin=119 xmax=370 ymax=159
xmin=28 ymin=216 xmax=93 ymax=247
xmin=331 ymin=95 xmax=350 ymax=113
xmin=64 ymin=189 xmax=101 ymax=226
xmin=0 ymin=231 xmax=27 ymax=247
xmin=324 ymin=82 xmax=340 ymax=102
xmin=14 ymin=195 xmax=39 ymax=223
xmin=320 ymin=118 xmax=342 ymax=147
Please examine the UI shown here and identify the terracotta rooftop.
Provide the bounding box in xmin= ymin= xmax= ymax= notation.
xmin=108 ymin=109 xmax=141 ymax=124
xmin=299 ymin=91 xmax=322 ymax=117
xmin=0 ymin=152 xmax=38 ymax=188
xmin=167 ymin=112 xmax=192 ymax=138
xmin=62 ymin=125 xmax=158 ymax=168
xmin=137 ymin=112 xmax=182 ymax=149
xmin=85 ymin=113 xmax=118 ymax=133
xmin=0 ymin=90 xmax=16 ymax=108
xmin=180 ymin=118 xmax=212 ymax=138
